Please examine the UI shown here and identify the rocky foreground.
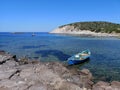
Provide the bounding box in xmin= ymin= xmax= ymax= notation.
xmin=0 ymin=50 xmax=120 ymax=90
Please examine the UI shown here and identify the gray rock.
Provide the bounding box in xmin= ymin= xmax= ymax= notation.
xmin=0 ymin=55 xmax=7 ymax=64
xmin=79 ymin=69 xmax=94 ymax=89
xmin=80 ymin=69 xmax=93 ymax=80
xmin=58 ymin=82 xmax=84 ymax=90
xmin=0 ymin=68 xmax=18 ymax=80
xmin=46 ymin=62 xmax=70 ymax=77
xmin=92 ymin=81 xmax=110 ymax=90
xmin=0 ymin=54 xmax=14 ymax=64
xmin=111 ymin=81 xmax=120 ymax=89
xmin=29 ymin=84 xmax=49 ymax=90
xmin=3 ymin=60 xmax=19 ymax=68
xmin=0 ymin=87 xmax=9 ymax=90
xmin=0 ymin=79 xmax=28 ymax=90
xmin=0 ymin=52 xmax=120 ymax=90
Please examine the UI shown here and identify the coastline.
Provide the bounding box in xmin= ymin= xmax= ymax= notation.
xmin=50 ymin=26 xmax=119 ymax=37
xmin=0 ymin=50 xmax=120 ymax=90
xmin=50 ymin=30 xmax=119 ymax=37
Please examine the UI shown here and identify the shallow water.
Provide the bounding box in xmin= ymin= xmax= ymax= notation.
xmin=0 ymin=32 xmax=120 ymax=82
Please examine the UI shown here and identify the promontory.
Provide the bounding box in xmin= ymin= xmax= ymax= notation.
xmin=50 ymin=21 xmax=120 ymax=36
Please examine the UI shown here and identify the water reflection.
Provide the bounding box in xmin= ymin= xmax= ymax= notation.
xmin=35 ymin=49 xmax=71 ymax=61
xmin=22 ymin=45 xmax=47 ymax=49
xmin=0 ymin=45 xmax=5 ymax=47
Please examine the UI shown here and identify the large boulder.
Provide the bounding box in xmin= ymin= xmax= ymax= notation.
xmin=92 ymin=81 xmax=111 ymax=90
xmin=79 ymin=69 xmax=94 ymax=89
xmin=111 ymin=81 xmax=120 ymax=89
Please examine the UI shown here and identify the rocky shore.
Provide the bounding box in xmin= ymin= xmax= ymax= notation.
xmin=50 ymin=25 xmax=119 ymax=37
xmin=0 ymin=50 xmax=120 ymax=90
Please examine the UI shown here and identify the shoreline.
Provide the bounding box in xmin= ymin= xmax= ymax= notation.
xmin=50 ymin=31 xmax=119 ymax=37
xmin=50 ymin=32 xmax=120 ymax=38
xmin=0 ymin=50 xmax=120 ymax=90
xmin=50 ymin=25 xmax=120 ymax=37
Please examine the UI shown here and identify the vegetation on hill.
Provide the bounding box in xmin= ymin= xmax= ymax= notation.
xmin=59 ymin=21 xmax=120 ymax=33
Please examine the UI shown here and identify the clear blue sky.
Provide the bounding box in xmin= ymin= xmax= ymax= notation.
xmin=0 ymin=0 xmax=120 ymax=32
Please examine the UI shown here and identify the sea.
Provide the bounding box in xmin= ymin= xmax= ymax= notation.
xmin=0 ymin=32 xmax=120 ymax=82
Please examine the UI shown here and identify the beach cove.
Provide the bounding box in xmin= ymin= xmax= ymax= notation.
xmin=0 ymin=32 xmax=120 ymax=83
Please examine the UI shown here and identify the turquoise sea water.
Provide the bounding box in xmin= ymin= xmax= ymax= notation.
xmin=0 ymin=32 xmax=120 ymax=82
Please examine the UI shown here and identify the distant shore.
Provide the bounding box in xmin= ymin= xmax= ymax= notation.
xmin=50 ymin=30 xmax=119 ymax=37
xmin=50 ymin=25 xmax=120 ymax=37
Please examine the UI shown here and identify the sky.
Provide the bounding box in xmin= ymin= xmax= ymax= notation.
xmin=0 ymin=0 xmax=120 ymax=32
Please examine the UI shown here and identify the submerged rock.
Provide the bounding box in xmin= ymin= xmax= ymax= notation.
xmin=0 ymin=50 xmax=6 ymax=55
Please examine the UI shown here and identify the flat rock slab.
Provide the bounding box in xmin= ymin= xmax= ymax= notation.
xmin=0 ymin=69 xmax=18 ymax=80
xmin=0 ymin=55 xmax=13 ymax=64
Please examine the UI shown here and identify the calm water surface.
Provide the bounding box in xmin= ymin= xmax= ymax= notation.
xmin=0 ymin=32 xmax=120 ymax=82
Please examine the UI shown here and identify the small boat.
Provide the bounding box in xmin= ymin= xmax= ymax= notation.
xmin=67 ymin=50 xmax=91 ymax=65
xmin=32 ymin=32 xmax=35 ymax=36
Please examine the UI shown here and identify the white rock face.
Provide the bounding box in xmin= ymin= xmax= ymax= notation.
xmin=50 ymin=25 xmax=75 ymax=33
xmin=50 ymin=25 xmax=118 ymax=37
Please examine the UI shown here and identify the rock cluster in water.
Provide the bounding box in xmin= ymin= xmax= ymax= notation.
xmin=0 ymin=50 xmax=120 ymax=90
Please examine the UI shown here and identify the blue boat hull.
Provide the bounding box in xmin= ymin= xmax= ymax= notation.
xmin=67 ymin=50 xmax=91 ymax=65
xmin=68 ymin=57 xmax=89 ymax=65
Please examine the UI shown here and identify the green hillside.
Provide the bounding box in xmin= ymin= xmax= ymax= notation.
xmin=59 ymin=21 xmax=120 ymax=33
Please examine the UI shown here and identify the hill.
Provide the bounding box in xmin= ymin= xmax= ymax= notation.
xmin=50 ymin=21 xmax=120 ymax=36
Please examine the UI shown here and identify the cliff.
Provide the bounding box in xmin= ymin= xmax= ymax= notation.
xmin=50 ymin=21 xmax=120 ymax=36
